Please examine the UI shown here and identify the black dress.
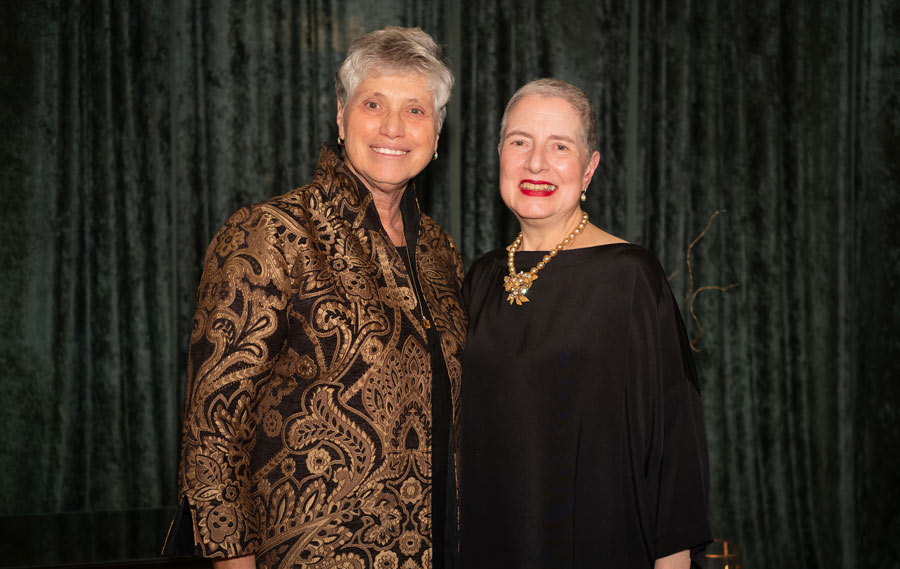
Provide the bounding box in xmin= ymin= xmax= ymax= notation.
xmin=459 ymin=244 xmax=712 ymax=568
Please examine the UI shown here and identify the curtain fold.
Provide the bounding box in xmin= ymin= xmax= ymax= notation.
xmin=855 ymin=1 xmax=900 ymax=566
xmin=632 ymin=1 xmax=899 ymax=567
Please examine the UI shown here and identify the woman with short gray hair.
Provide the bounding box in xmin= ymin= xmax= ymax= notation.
xmin=459 ymin=78 xmax=711 ymax=568
xmin=165 ymin=26 xmax=465 ymax=569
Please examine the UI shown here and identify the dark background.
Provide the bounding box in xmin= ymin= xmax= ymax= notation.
xmin=1 ymin=1 xmax=898 ymax=567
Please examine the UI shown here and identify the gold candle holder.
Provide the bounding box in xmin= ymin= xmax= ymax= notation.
xmin=704 ymin=538 xmax=743 ymax=569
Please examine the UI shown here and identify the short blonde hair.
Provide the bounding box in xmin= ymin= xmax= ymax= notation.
xmin=335 ymin=27 xmax=454 ymax=131
xmin=499 ymin=78 xmax=598 ymax=154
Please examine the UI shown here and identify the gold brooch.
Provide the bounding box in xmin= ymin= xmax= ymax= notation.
xmin=504 ymin=211 xmax=588 ymax=306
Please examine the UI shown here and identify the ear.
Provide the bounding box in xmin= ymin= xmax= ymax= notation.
xmin=582 ymin=150 xmax=601 ymax=189
xmin=433 ymin=133 xmax=440 ymax=154
xmin=336 ymin=99 xmax=346 ymax=139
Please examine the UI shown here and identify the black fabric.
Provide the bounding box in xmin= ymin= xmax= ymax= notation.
xmin=459 ymin=244 xmax=711 ymax=568
xmin=392 ymin=165 xmax=456 ymax=569
xmin=161 ymin=497 xmax=198 ymax=558
xmin=399 ymin=243 xmax=454 ymax=569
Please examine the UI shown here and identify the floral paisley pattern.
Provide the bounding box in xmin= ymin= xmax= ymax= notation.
xmin=174 ymin=145 xmax=465 ymax=568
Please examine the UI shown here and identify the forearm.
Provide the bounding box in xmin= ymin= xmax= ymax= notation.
xmin=213 ymin=554 xmax=256 ymax=569
xmin=654 ymin=549 xmax=689 ymax=569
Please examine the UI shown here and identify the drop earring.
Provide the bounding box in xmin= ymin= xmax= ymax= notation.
xmin=580 ymin=190 xmax=587 ymax=202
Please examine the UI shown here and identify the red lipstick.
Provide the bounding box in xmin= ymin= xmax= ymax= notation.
xmin=519 ymin=179 xmax=557 ymax=197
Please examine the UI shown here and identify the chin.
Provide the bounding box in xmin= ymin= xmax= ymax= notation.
xmin=364 ymin=168 xmax=413 ymax=190
xmin=510 ymin=209 xmax=552 ymax=223
xmin=504 ymin=199 xmax=555 ymax=221
xmin=373 ymin=162 xmax=426 ymax=184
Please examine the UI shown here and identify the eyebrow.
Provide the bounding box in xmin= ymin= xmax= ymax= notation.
xmin=368 ymin=91 xmax=426 ymax=104
xmin=504 ymin=130 xmax=578 ymax=144
xmin=503 ymin=130 xmax=531 ymax=139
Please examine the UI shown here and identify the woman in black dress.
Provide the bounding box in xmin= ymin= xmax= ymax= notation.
xmin=459 ymin=79 xmax=712 ymax=568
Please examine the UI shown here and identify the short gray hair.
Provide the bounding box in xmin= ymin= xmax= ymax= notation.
xmin=335 ymin=27 xmax=454 ymax=132
xmin=499 ymin=78 xmax=599 ymax=155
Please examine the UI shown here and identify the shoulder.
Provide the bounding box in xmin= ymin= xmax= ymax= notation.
xmin=217 ymin=185 xmax=310 ymax=226
xmin=462 ymin=248 xmax=506 ymax=296
xmin=467 ymin=247 xmax=507 ymax=277
xmin=229 ymin=179 xmax=338 ymax=240
xmin=204 ymin=186 xmax=321 ymax=266
xmin=257 ymin=184 xmax=318 ymax=225
xmin=603 ymin=243 xmax=665 ymax=277
xmin=596 ymin=243 xmax=662 ymax=273
xmin=419 ymin=214 xmax=457 ymax=250
xmin=419 ymin=214 xmax=464 ymax=267
xmin=586 ymin=244 xmax=671 ymax=303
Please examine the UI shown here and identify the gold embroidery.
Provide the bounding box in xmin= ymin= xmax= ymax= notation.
xmin=374 ymin=551 xmax=399 ymax=569
xmin=177 ymin=145 xmax=466 ymax=566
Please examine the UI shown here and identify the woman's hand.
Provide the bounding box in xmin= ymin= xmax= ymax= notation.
xmin=654 ymin=549 xmax=690 ymax=569
xmin=213 ymin=554 xmax=256 ymax=569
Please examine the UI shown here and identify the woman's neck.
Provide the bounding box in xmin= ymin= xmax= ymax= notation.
xmin=518 ymin=209 xmax=586 ymax=251
xmin=371 ymin=188 xmax=406 ymax=246
xmin=342 ymin=152 xmax=408 ymax=246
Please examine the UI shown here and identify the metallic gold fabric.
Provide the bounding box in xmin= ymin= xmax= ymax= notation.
xmin=176 ymin=145 xmax=465 ymax=567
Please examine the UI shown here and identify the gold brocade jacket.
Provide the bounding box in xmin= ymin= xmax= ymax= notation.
xmin=168 ymin=145 xmax=466 ymax=568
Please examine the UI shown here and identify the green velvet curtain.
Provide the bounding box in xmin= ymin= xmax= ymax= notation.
xmin=633 ymin=3 xmax=900 ymax=568
xmin=1 ymin=0 xmax=898 ymax=567
xmin=0 ymin=1 xmax=450 ymax=563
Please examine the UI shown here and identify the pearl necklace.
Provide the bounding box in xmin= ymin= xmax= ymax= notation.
xmin=504 ymin=211 xmax=589 ymax=305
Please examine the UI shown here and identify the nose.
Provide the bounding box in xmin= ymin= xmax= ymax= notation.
xmin=380 ymin=109 xmax=404 ymax=138
xmin=526 ymin=145 xmax=547 ymax=173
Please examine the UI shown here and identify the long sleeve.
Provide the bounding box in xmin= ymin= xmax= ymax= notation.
xmin=621 ymin=254 xmax=712 ymax=566
xmin=651 ymin=274 xmax=713 ymax=561
xmin=170 ymin=204 xmax=293 ymax=558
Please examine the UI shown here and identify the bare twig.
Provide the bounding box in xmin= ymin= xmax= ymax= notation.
xmin=688 ymin=284 xmax=739 ymax=352
xmin=673 ymin=209 xmax=739 ymax=352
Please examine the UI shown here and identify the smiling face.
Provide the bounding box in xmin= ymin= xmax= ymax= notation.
xmin=499 ymin=95 xmax=600 ymax=231
xmin=337 ymin=73 xmax=439 ymax=198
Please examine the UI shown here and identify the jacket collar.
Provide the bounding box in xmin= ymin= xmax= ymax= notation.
xmin=315 ymin=143 xmax=423 ymax=249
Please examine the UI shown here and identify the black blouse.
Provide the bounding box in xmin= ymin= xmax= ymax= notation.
xmin=398 ymin=243 xmax=455 ymax=569
xmin=459 ymin=244 xmax=711 ymax=568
